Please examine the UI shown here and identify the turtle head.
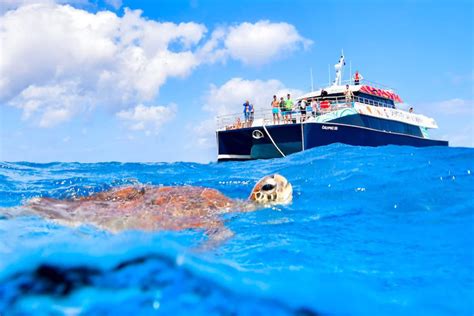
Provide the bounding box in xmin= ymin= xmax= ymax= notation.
xmin=249 ymin=174 xmax=292 ymax=205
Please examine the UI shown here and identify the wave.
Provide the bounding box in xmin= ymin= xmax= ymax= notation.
xmin=0 ymin=231 xmax=323 ymax=315
xmin=0 ymin=144 xmax=473 ymax=315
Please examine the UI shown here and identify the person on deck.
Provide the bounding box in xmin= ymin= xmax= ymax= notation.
xmin=271 ymin=95 xmax=280 ymax=124
xmin=306 ymin=99 xmax=314 ymax=118
xmin=243 ymin=100 xmax=250 ymax=125
xmin=354 ymin=71 xmax=363 ymax=85
xmin=320 ymin=98 xmax=331 ymax=112
xmin=279 ymin=97 xmax=287 ymax=123
xmin=299 ymin=98 xmax=307 ymax=122
xmin=344 ymin=84 xmax=354 ymax=106
xmin=311 ymin=99 xmax=318 ymax=117
xmin=285 ymin=94 xmax=294 ymax=123
xmin=234 ymin=117 xmax=242 ymax=129
xmin=248 ymin=102 xmax=254 ymax=127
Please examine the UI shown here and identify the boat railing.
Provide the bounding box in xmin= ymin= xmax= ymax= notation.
xmin=216 ymin=94 xmax=398 ymax=131
xmin=340 ymin=78 xmax=393 ymax=91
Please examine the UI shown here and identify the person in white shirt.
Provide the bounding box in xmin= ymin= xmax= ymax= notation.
xmin=299 ymin=98 xmax=307 ymax=122
xmin=311 ymin=99 xmax=318 ymax=117
xmin=344 ymin=85 xmax=354 ymax=106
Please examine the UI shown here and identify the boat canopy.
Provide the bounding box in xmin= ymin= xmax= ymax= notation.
xmin=297 ymin=84 xmax=403 ymax=103
xmin=359 ymin=85 xmax=403 ymax=103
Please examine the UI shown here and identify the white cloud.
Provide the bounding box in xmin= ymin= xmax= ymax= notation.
xmin=0 ymin=4 xmax=204 ymax=126
xmin=0 ymin=3 xmax=311 ymax=128
xmin=192 ymin=77 xmax=302 ymax=148
xmin=197 ymin=27 xmax=228 ymax=64
xmin=419 ymin=98 xmax=473 ymax=147
xmin=1 ymin=0 xmax=122 ymax=12
xmin=104 ymin=0 xmax=121 ymax=10
xmin=199 ymin=21 xmax=312 ymax=65
xmin=444 ymin=124 xmax=473 ymax=148
xmin=189 ymin=118 xmax=216 ymax=149
xmin=431 ymin=98 xmax=472 ymax=115
xmin=224 ymin=21 xmax=312 ymax=65
xmin=203 ymin=77 xmax=303 ymax=116
xmin=0 ymin=0 xmax=89 ymax=12
xmin=116 ymin=104 xmax=177 ymax=134
xmin=8 ymin=81 xmax=93 ymax=127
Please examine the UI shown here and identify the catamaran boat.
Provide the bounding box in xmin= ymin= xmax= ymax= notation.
xmin=215 ymin=55 xmax=448 ymax=161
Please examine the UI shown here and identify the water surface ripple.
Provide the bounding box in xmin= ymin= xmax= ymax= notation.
xmin=0 ymin=145 xmax=473 ymax=315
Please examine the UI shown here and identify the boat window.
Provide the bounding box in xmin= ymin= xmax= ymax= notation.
xmin=355 ymin=92 xmax=394 ymax=108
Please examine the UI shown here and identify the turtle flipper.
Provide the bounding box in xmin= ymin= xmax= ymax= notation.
xmin=193 ymin=223 xmax=234 ymax=251
xmin=207 ymin=225 xmax=234 ymax=243
xmin=0 ymin=197 xmax=79 ymax=222
xmin=26 ymin=197 xmax=79 ymax=221
xmin=0 ymin=206 xmax=34 ymax=219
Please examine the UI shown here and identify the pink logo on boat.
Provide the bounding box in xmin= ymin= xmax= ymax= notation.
xmin=360 ymin=86 xmax=403 ymax=103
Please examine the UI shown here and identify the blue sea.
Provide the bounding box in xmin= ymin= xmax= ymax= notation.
xmin=0 ymin=145 xmax=473 ymax=315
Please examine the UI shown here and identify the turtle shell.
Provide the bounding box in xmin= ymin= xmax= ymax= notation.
xmin=26 ymin=186 xmax=237 ymax=232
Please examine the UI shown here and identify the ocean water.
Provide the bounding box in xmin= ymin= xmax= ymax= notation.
xmin=0 ymin=145 xmax=473 ymax=315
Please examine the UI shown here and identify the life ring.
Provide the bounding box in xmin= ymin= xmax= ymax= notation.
xmin=252 ymin=130 xmax=264 ymax=139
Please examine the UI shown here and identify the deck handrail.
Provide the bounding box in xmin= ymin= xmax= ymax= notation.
xmin=216 ymin=94 xmax=399 ymax=130
xmin=342 ymin=79 xmax=393 ymax=90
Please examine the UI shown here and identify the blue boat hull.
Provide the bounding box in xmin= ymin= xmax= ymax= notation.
xmin=217 ymin=122 xmax=448 ymax=161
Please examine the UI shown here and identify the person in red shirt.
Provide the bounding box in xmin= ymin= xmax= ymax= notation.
xmin=354 ymin=71 xmax=363 ymax=85
xmin=320 ymin=99 xmax=330 ymax=111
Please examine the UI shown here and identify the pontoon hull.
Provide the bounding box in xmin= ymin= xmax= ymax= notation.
xmin=217 ymin=122 xmax=448 ymax=161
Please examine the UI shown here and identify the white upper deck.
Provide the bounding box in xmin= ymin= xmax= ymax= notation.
xmin=215 ymin=53 xmax=440 ymax=132
xmin=216 ymin=94 xmax=438 ymax=132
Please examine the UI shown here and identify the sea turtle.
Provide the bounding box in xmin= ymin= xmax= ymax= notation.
xmin=19 ymin=174 xmax=292 ymax=235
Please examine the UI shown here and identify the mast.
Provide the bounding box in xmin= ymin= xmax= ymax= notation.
xmin=332 ymin=51 xmax=345 ymax=86
xmin=350 ymin=60 xmax=352 ymax=85
xmin=328 ymin=64 xmax=330 ymax=86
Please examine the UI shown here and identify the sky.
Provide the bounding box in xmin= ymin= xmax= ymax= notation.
xmin=0 ymin=0 xmax=473 ymax=163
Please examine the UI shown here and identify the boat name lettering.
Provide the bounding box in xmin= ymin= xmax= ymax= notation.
xmin=322 ymin=125 xmax=338 ymax=131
